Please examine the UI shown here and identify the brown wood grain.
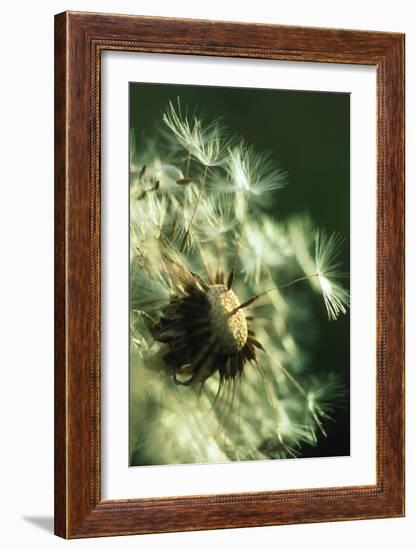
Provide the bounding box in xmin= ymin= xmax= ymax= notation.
xmin=54 ymin=11 xmax=405 ymax=539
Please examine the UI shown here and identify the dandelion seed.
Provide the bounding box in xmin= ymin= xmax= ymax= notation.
xmin=289 ymin=217 xmax=350 ymax=320
xmin=212 ymin=143 xmax=288 ymax=220
xmin=304 ymin=373 xmax=346 ymax=440
xmin=162 ymin=98 xmax=201 ymax=155
xmin=192 ymin=123 xmax=232 ymax=167
xmin=308 ymin=373 xmax=347 ymax=419
xmin=229 ymin=144 xmax=288 ymax=196
xmin=165 ymin=186 xmax=208 ymax=250
xmin=258 ymin=415 xmax=315 ymax=459
xmin=163 ymin=98 xmax=232 ymax=167
xmin=153 ymin=162 xmax=185 ymax=189
xmin=239 ymin=219 xmax=290 ymax=284
xmin=129 ymin=189 xmax=169 ymax=278
xmin=131 ymin=190 xmax=167 ymax=240
xmin=130 ymin=268 xmax=172 ymax=313
xmin=315 ymin=230 xmax=350 ymax=320
xmin=193 ymin=195 xmax=238 ymax=242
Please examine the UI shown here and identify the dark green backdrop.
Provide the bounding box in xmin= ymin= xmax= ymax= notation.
xmin=130 ymin=82 xmax=350 ymax=458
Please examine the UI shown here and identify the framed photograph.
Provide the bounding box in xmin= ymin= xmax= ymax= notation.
xmin=54 ymin=11 xmax=405 ymax=538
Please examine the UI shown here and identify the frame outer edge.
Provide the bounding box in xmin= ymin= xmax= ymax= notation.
xmin=388 ymin=35 xmax=405 ymax=516
xmin=54 ymin=11 xmax=405 ymax=538
xmin=401 ymin=34 xmax=406 ymax=518
xmin=375 ymin=36 xmax=405 ymax=518
xmin=54 ymin=11 xmax=69 ymax=539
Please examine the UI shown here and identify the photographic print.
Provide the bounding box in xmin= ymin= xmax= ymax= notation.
xmin=129 ymin=82 xmax=350 ymax=467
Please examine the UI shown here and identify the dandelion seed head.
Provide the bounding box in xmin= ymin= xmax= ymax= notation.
xmin=207 ymin=285 xmax=248 ymax=355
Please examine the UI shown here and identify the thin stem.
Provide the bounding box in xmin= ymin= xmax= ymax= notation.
xmin=228 ymin=273 xmax=319 ymax=316
xmin=179 ymin=165 xmax=208 ymax=252
xmin=277 ymin=273 xmax=319 ymax=291
xmin=196 ymin=240 xmax=214 ymax=284
xmin=227 ymin=196 xmax=252 ymax=290
xmin=159 ymin=232 xmax=208 ymax=289
xmin=216 ymin=233 xmax=226 ymax=284
xmin=227 ymin=221 xmax=244 ymax=290
xmin=262 ymin=343 xmax=328 ymax=437
xmin=185 ymin=153 xmax=191 ymax=177
xmin=264 ymin=350 xmax=308 ymax=398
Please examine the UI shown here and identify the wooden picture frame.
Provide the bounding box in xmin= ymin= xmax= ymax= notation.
xmin=54 ymin=11 xmax=405 ymax=538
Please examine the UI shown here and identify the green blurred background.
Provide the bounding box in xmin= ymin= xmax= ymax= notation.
xmin=130 ymin=82 xmax=350 ymax=458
